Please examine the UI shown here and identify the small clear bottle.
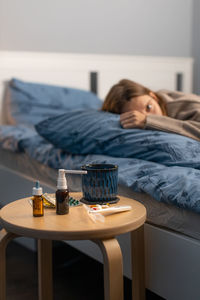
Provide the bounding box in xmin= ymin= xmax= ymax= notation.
xmin=32 ymin=181 xmax=44 ymax=217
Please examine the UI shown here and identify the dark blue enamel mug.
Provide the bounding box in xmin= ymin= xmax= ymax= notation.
xmin=81 ymin=164 xmax=118 ymax=204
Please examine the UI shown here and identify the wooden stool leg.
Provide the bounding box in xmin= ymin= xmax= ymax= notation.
xmin=38 ymin=239 xmax=53 ymax=300
xmin=0 ymin=229 xmax=17 ymax=300
xmin=95 ymin=238 xmax=124 ymax=300
xmin=131 ymin=226 xmax=145 ymax=300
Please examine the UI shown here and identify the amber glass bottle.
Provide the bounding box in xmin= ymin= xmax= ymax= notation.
xmin=32 ymin=181 xmax=44 ymax=217
xmin=56 ymin=189 xmax=69 ymax=215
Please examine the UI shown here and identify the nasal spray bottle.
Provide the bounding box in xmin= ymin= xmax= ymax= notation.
xmin=56 ymin=169 xmax=87 ymax=215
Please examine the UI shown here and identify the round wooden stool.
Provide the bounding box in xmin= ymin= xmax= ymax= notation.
xmin=0 ymin=192 xmax=146 ymax=300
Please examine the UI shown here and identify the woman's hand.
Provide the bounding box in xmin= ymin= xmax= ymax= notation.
xmin=120 ymin=111 xmax=146 ymax=129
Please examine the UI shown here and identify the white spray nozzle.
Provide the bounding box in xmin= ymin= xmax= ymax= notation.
xmin=57 ymin=169 xmax=67 ymax=189
xmin=57 ymin=169 xmax=87 ymax=190
xmin=63 ymin=169 xmax=87 ymax=175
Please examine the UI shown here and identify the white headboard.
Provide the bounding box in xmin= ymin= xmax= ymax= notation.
xmin=0 ymin=51 xmax=193 ymax=122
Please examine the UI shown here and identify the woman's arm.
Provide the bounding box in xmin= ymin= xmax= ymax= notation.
xmin=146 ymin=114 xmax=200 ymax=141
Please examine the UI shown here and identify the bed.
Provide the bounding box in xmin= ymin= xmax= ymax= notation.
xmin=0 ymin=51 xmax=199 ymax=300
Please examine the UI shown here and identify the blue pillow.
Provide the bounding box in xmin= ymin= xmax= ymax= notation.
xmin=4 ymin=78 xmax=102 ymax=126
xmin=35 ymin=109 xmax=200 ymax=167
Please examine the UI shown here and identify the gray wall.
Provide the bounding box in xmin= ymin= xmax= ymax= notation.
xmin=0 ymin=0 xmax=3 ymax=47
xmin=0 ymin=0 xmax=193 ymax=57
xmin=1 ymin=0 xmax=199 ymax=92
xmin=192 ymin=0 xmax=200 ymax=94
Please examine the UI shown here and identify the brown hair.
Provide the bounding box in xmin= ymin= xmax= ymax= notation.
xmin=101 ymin=79 xmax=166 ymax=115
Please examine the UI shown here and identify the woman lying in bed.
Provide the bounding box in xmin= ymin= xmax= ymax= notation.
xmin=101 ymin=79 xmax=200 ymax=141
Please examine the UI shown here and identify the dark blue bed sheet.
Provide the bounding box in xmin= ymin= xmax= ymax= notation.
xmin=1 ymin=124 xmax=200 ymax=213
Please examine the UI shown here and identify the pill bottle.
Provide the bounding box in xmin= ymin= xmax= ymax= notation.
xmin=32 ymin=181 xmax=44 ymax=217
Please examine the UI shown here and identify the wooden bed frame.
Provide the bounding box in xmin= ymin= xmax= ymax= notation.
xmin=0 ymin=51 xmax=199 ymax=300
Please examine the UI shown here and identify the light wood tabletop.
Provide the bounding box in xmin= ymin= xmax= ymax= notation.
xmin=0 ymin=192 xmax=146 ymax=300
xmin=0 ymin=193 xmax=146 ymax=240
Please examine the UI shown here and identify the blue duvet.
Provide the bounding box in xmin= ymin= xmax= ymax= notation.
xmin=1 ymin=123 xmax=200 ymax=213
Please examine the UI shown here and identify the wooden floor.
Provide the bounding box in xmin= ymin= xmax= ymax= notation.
xmin=5 ymin=240 xmax=165 ymax=300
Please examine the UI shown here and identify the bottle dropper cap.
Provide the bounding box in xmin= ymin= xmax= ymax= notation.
xmin=32 ymin=181 xmax=43 ymax=196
